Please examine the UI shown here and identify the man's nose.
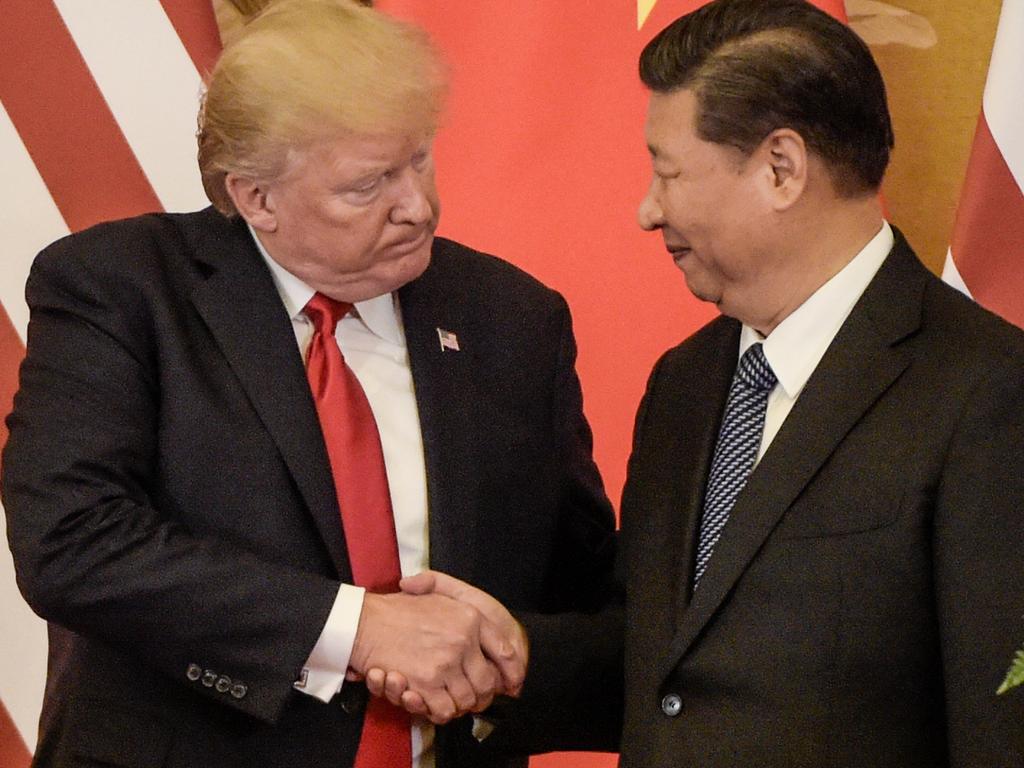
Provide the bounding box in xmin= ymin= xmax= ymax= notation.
xmin=390 ymin=168 xmax=433 ymax=225
xmin=637 ymin=184 xmax=664 ymax=231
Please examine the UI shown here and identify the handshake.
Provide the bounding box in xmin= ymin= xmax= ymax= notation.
xmin=347 ymin=571 xmax=528 ymax=724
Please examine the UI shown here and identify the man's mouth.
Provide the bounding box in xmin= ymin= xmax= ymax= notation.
xmin=389 ymin=229 xmax=431 ymax=255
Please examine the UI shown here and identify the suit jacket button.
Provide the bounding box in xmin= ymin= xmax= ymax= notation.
xmin=186 ymin=664 xmax=202 ymax=682
xmin=215 ymin=676 xmax=232 ymax=694
xmin=230 ymin=682 xmax=248 ymax=700
xmin=339 ymin=687 xmax=364 ymax=715
xmin=201 ymin=670 xmax=217 ymax=688
xmin=661 ymin=693 xmax=683 ymax=717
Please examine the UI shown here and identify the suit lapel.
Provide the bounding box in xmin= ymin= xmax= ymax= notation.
xmin=183 ymin=211 xmax=350 ymax=576
xmin=665 ymin=320 xmax=739 ymax=618
xmin=619 ymin=317 xmax=737 ymax=654
xmin=658 ymin=233 xmax=926 ymax=681
xmin=399 ymin=242 xmax=482 ymax=577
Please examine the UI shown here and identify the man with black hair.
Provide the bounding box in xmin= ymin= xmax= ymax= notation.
xmin=616 ymin=0 xmax=1024 ymax=765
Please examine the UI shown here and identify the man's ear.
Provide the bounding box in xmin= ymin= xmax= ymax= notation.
xmin=759 ymin=128 xmax=807 ymax=211
xmin=225 ymin=173 xmax=278 ymax=232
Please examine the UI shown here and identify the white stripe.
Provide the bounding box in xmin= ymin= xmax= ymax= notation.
xmin=982 ymin=0 xmax=1024 ymax=195
xmin=0 ymin=504 xmax=48 ymax=753
xmin=54 ymin=0 xmax=210 ymax=213
xmin=941 ymin=247 xmax=974 ymax=299
xmin=0 ymin=101 xmax=71 ymax=342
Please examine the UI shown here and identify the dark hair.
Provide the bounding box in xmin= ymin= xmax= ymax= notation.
xmin=640 ymin=0 xmax=893 ymax=196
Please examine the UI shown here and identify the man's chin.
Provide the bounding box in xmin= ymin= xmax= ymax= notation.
xmin=680 ymin=273 xmax=720 ymax=306
xmin=382 ymin=243 xmax=433 ymax=294
xmin=403 ymin=243 xmax=433 ymax=284
xmin=319 ymin=247 xmax=432 ymax=303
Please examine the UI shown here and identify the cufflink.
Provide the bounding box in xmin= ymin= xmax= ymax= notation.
xmin=472 ymin=716 xmax=496 ymax=742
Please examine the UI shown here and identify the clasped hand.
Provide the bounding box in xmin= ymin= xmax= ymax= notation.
xmin=347 ymin=571 xmax=528 ymax=724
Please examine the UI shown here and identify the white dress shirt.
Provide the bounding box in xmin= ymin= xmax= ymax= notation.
xmin=741 ymin=222 xmax=894 ymax=461
xmin=251 ymin=228 xmax=434 ymax=766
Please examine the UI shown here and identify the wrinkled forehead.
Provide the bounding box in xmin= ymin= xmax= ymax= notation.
xmin=275 ymin=130 xmax=435 ymax=181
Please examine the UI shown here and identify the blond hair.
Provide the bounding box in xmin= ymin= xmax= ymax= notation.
xmin=198 ymin=0 xmax=446 ymax=215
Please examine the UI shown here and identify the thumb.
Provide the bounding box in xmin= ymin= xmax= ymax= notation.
xmin=480 ymin=618 xmax=525 ymax=696
xmin=399 ymin=570 xmax=438 ymax=595
xmin=417 ymin=570 xmax=473 ymax=601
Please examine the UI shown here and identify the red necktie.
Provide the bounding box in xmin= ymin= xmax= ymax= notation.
xmin=304 ymin=293 xmax=412 ymax=768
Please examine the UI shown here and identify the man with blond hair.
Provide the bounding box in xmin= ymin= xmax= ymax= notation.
xmin=1 ymin=1 xmax=615 ymax=766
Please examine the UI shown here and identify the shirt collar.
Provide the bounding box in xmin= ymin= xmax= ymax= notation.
xmin=740 ymin=221 xmax=893 ymax=399
xmin=248 ymin=224 xmax=404 ymax=346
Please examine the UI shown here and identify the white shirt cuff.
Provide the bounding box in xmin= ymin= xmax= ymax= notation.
xmin=294 ymin=583 xmax=365 ymax=702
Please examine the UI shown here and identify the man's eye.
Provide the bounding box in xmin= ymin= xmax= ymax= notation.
xmin=342 ymin=178 xmax=382 ymax=204
xmin=352 ymin=178 xmax=379 ymax=193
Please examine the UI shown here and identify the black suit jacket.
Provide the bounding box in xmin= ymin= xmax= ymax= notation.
xmin=2 ymin=207 xmax=616 ymax=768
xmin=615 ymin=232 xmax=1024 ymax=767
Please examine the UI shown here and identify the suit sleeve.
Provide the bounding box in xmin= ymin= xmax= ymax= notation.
xmin=535 ymin=293 xmax=618 ymax=613
xmin=480 ymin=296 xmax=636 ymax=756
xmin=1 ymin=238 xmax=340 ymax=725
xmin=933 ymin=341 xmax=1024 ymax=766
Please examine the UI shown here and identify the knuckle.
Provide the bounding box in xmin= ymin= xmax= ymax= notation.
xmin=454 ymin=602 xmax=479 ymax=627
xmin=424 ymin=668 xmax=447 ymax=689
xmin=427 ymin=697 xmax=455 ymax=724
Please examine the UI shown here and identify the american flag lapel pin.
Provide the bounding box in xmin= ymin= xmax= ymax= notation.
xmin=436 ymin=327 xmax=460 ymax=352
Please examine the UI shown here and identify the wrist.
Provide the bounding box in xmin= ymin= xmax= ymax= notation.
xmin=350 ymin=591 xmax=389 ymax=674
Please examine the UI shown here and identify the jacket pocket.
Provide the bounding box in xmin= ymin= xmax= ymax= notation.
xmin=772 ymin=488 xmax=903 ymax=540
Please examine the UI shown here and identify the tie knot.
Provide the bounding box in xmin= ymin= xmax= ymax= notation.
xmin=304 ymin=292 xmax=352 ymax=336
xmin=736 ymin=343 xmax=777 ymax=391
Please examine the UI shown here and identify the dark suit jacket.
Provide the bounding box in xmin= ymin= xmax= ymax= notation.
xmin=1 ymin=207 xmax=616 ymax=768
xmin=616 ymin=232 xmax=1024 ymax=767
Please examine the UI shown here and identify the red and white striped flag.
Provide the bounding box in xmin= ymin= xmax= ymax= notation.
xmin=942 ymin=1 xmax=1024 ymax=328
xmin=0 ymin=2 xmax=220 ymax=762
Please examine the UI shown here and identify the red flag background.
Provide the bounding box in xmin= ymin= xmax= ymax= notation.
xmin=375 ymin=0 xmax=845 ymax=531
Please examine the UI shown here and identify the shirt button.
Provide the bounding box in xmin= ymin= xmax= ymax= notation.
xmin=230 ymin=682 xmax=248 ymax=700
xmin=215 ymin=676 xmax=232 ymax=694
xmin=661 ymin=693 xmax=683 ymax=717
xmin=186 ymin=664 xmax=202 ymax=682
xmin=201 ymin=670 xmax=217 ymax=688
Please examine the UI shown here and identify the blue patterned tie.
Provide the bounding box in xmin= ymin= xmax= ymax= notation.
xmin=694 ymin=343 xmax=777 ymax=586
